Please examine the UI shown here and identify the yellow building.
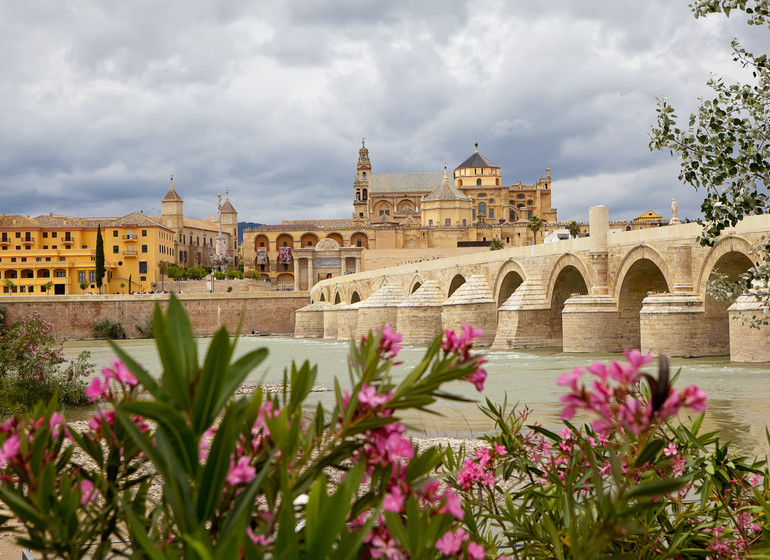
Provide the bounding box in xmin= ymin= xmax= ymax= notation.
xmin=0 ymin=212 xmax=174 ymax=295
xmin=0 ymin=181 xmax=239 ymax=296
xmin=633 ymin=210 xmax=664 ymax=225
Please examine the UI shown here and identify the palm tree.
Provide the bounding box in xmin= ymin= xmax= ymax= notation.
xmin=43 ymin=281 xmax=54 ymax=295
xmin=567 ymin=220 xmax=581 ymax=239
xmin=527 ymin=216 xmax=545 ymax=245
xmin=158 ymin=260 xmax=169 ymax=291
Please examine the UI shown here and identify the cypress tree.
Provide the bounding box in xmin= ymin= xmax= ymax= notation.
xmin=95 ymin=224 xmax=105 ymax=292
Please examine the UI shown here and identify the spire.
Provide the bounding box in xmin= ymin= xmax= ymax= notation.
xmin=357 ymin=137 xmax=371 ymax=168
xmin=170 ymin=173 xmax=174 ymax=189
xmin=474 ymin=142 xmax=479 ymax=153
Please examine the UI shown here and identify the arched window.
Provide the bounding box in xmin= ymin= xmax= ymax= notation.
xmin=362 ymin=172 xmax=367 ymax=179
xmin=362 ymin=189 xmax=368 ymax=201
xmin=476 ymin=178 xmax=481 ymax=186
xmin=478 ymin=201 xmax=487 ymax=216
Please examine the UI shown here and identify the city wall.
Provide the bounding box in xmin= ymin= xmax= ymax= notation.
xmin=0 ymin=292 xmax=310 ymax=339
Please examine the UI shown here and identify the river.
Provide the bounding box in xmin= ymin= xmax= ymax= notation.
xmin=62 ymin=336 xmax=770 ymax=458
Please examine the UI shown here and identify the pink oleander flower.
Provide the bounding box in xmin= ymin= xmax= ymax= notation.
xmin=383 ymin=485 xmax=405 ymax=513
xmin=467 ymin=366 xmax=487 ymax=392
xmin=226 ymin=455 xmax=256 ymax=485
xmin=358 ymin=383 xmax=392 ymax=408
xmin=0 ymin=435 xmax=21 ymax=466
xmin=86 ymin=377 xmax=107 ymax=401
xmin=376 ymin=324 xmax=403 ymax=361
xmin=103 ymin=359 xmax=138 ymax=387
xmin=663 ymin=442 xmax=678 ymax=457
xmin=80 ymin=479 xmax=97 ymax=505
xmin=467 ymin=541 xmax=486 ymax=560
xmin=436 ymin=528 xmax=468 ymax=556
xmin=439 ymin=488 xmax=464 ymax=520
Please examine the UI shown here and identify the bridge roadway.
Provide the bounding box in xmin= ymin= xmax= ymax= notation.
xmin=295 ymin=206 xmax=770 ymax=362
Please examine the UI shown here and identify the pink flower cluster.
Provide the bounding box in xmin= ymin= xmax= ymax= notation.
xmin=436 ymin=528 xmax=485 ymax=559
xmin=457 ymin=444 xmax=507 ymax=490
xmin=557 ymin=350 xmax=707 ymax=436
xmin=86 ymin=359 xmax=139 ymax=402
xmin=442 ymin=323 xmax=487 ymax=392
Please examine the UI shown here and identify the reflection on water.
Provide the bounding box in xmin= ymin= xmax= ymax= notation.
xmin=63 ymin=337 xmax=770 ymax=457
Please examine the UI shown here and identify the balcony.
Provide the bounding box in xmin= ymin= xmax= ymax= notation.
xmin=61 ymin=237 xmax=75 ymax=246
xmin=123 ymin=234 xmax=138 ymax=242
xmin=0 ymin=238 xmax=10 ymax=246
xmin=22 ymin=237 xmax=34 ymax=246
xmin=123 ymin=250 xmax=138 ymax=258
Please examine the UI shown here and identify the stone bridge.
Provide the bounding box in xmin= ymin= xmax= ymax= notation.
xmin=295 ymin=206 xmax=770 ymax=362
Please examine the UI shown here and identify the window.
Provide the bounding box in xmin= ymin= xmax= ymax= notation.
xmin=140 ymin=276 xmax=146 ymax=282
xmin=527 ymin=200 xmax=533 ymax=206
xmin=139 ymin=261 xmax=147 ymax=274
xmin=89 ymin=271 xmax=96 ymax=283
xmin=56 ymin=271 xmax=65 ymax=278
xmin=43 ymin=245 xmax=48 ymax=250
xmin=78 ymin=271 xmax=86 ymax=283
xmin=11 ymin=257 xmax=16 ymax=262
xmin=428 ymin=219 xmax=434 ymax=226
xmin=113 ymin=246 xmax=119 ymax=253
xmin=478 ymin=202 xmax=487 ymax=216
xmin=43 ymin=232 xmax=48 ymax=238
xmin=142 ymin=230 xmax=147 ymax=237
xmin=356 ymin=240 xmax=362 ymax=247
xmin=113 ymin=230 xmax=118 ymax=237
xmin=506 ymin=237 xmax=510 ymax=243
xmin=15 ymin=232 xmax=20 ymax=238
xmin=477 ymin=193 xmax=486 ymax=198
xmin=21 ymin=257 xmax=26 ymax=262
xmin=51 ymin=232 xmax=57 ymax=238
xmin=36 ymin=257 xmax=41 ymax=262
xmin=379 ymin=209 xmax=390 ymax=216
xmin=445 ymin=218 xmax=451 ymax=226
xmin=141 ymin=245 xmax=148 ymax=253
xmin=489 ymin=199 xmax=494 ymax=204
xmin=462 ymin=219 xmax=467 ymax=226
xmin=476 ymin=179 xmax=481 ymax=186
xmin=517 ymin=194 xmax=525 ymax=200
xmin=81 ymin=245 xmax=87 ymax=249
xmin=489 ymin=208 xmax=495 ymax=219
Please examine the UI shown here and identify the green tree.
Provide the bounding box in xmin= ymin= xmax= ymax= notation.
xmin=79 ymin=281 xmax=90 ymax=292
xmin=4 ymin=279 xmax=16 ymax=293
xmin=158 ymin=260 xmax=170 ymax=291
xmin=128 ymin=274 xmax=133 ymax=294
xmin=42 ymin=281 xmax=54 ymax=295
xmin=95 ymin=224 xmax=105 ymax=293
xmin=527 ymin=215 xmax=545 ymax=245
xmin=567 ymin=220 xmax=581 ymax=239
xmin=650 ymin=0 xmax=770 ymax=319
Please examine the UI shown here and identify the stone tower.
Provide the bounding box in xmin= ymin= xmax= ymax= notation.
xmin=219 ymin=190 xmax=239 ymax=260
xmin=161 ymin=176 xmax=184 ymax=233
xmin=352 ymin=138 xmax=371 ymax=223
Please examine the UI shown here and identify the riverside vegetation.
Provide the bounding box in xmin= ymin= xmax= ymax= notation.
xmin=0 ymin=296 xmax=768 ymax=558
xmin=0 ymin=306 xmax=91 ymax=417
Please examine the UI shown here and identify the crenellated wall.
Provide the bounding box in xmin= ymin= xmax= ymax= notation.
xmin=298 ymin=208 xmax=770 ymax=361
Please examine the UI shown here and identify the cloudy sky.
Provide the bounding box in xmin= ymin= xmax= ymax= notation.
xmin=0 ymin=1 xmax=764 ymax=225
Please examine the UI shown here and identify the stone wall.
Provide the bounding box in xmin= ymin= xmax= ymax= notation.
xmin=0 ymin=292 xmax=309 ymax=339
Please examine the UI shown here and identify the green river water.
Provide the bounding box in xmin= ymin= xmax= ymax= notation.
xmin=62 ymin=336 xmax=770 ymax=458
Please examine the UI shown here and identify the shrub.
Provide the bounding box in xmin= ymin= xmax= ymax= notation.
xmin=226 ymin=286 xmax=233 ymax=292
xmin=225 ymin=268 xmax=243 ymax=279
xmin=134 ymin=318 xmax=154 ymax=339
xmin=187 ymin=266 xmax=207 ymax=280
xmin=91 ymin=318 xmax=125 ymax=340
xmin=213 ymin=271 xmax=226 ymax=280
xmin=0 ymin=311 xmax=91 ymax=416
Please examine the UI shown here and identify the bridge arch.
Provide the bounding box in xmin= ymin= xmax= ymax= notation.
xmin=409 ymin=275 xmax=425 ymax=295
xmin=696 ymin=235 xmax=754 ymax=296
xmin=615 ymin=245 xmax=670 ymax=349
xmin=613 ymin=245 xmax=672 ymax=302
xmin=546 ymin=254 xmax=589 ymax=345
xmin=447 ymin=274 xmax=466 ymax=298
xmin=351 ymin=291 xmax=361 ymax=303
xmin=334 ymin=291 xmax=342 ymax=304
xmin=546 ymin=253 xmax=590 ymax=306
xmin=493 ymin=260 xmax=527 ymax=307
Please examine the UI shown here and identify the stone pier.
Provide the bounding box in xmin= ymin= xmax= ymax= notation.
xmin=397 ymin=280 xmax=444 ymax=345
xmin=294 ymin=301 xmax=331 ymax=338
xmin=491 ymin=278 xmax=551 ymax=349
xmin=356 ymin=282 xmax=406 ymax=338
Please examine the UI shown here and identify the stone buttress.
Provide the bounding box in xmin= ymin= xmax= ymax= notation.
xmin=491 ymin=278 xmax=553 ymax=349
xmin=441 ymin=274 xmax=496 ymax=347
xmin=397 ymin=280 xmax=444 ymax=345
xmin=355 ymin=283 xmax=406 ymax=338
xmin=294 ymin=301 xmax=332 ymax=338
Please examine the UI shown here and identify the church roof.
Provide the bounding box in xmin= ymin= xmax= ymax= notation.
xmin=369 ymin=172 xmax=444 ymax=193
xmin=455 ymin=144 xmax=499 ymax=171
xmin=422 ymin=170 xmax=472 ymax=202
xmin=220 ymin=198 xmax=236 ymax=213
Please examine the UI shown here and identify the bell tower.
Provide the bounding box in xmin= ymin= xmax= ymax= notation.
xmin=352 ymin=138 xmax=371 ymax=223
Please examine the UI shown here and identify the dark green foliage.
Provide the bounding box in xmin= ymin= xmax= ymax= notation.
xmin=92 ymin=319 xmax=125 ymax=340
xmin=95 ymin=224 xmax=105 ymax=291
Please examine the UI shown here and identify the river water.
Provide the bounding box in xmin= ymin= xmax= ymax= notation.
xmin=62 ymin=336 xmax=770 ymax=458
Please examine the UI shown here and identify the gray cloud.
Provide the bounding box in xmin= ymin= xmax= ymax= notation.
xmin=0 ymin=0 xmax=761 ymax=226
